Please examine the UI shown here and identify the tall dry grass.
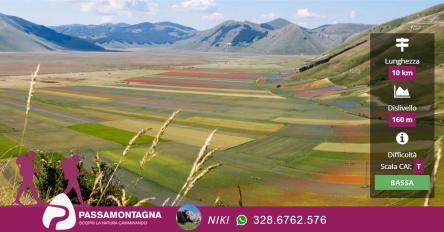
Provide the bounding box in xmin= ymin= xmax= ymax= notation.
xmin=4 ymin=65 xmax=40 ymax=204
xmin=213 ymin=193 xmax=225 ymax=206
xmin=107 ymin=189 xmax=155 ymax=207
xmin=86 ymin=153 xmax=105 ymax=205
xmin=97 ymin=127 xmax=151 ymax=205
xmin=18 ymin=64 xmax=40 ymax=154
xmin=161 ymin=197 xmax=170 ymax=206
xmin=237 ymin=184 xmax=243 ymax=206
xmin=0 ymin=146 xmax=19 ymax=174
xmin=139 ymin=110 xmax=180 ymax=169
xmin=0 ymin=184 xmax=35 ymax=206
xmin=171 ymin=130 xmax=222 ymax=206
xmin=424 ymin=136 xmax=443 ymax=206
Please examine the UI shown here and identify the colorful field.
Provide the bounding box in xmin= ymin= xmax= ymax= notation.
xmin=159 ymin=71 xmax=259 ymax=80
xmin=1 ymin=50 xmax=442 ymax=207
xmin=123 ymin=79 xmax=225 ymax=88
xmin=93 ymin=85 xmax=285 ymax=99
xmin=273 ymin=117 xmax=369 ymax=126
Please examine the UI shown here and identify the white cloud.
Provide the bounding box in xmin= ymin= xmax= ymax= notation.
xmin=252 ymin=12 xmax=277 ymax=23
xmin=295 ymin=8 xmax=321 ymax=18
xmin=293 ymin=8 xmax=324 ymax=28
xmin=101 ymin=15 xmax=114 ymax=23
xmin=332 ymin=20 xmax=338 ymax=24
xmin=172 ymin=0 xmax=216 ymax=12
xmin=57 ymin=0 xmax=159 ymax=19
xmin=202 ymin=12 xmax=224 ymax=21
xmin=350 ymin=10 xmax=357 ymax=19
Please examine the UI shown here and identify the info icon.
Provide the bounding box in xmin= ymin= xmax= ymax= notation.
xmin=396 ymin=132 xmax=409 ymax=145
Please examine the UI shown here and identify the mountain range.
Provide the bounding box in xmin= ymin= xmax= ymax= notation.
xmin=51 ymin=22 xmax=197 ymax=49
xmin=0 ymin=12 xmax=372 ymax=54
xmin=0 ymin=13 xmax=104 ymax=52
xmin=174 ymin=19 xmax=372 ymax=54
xmin=51 ymin=18 xmax=372 ymax=55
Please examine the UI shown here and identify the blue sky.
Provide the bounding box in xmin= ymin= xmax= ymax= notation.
xmin=0 ymin=0 xmax=442 ymax=29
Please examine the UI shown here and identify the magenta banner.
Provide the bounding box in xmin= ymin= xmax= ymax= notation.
xmin=1 ymin=206 xmax=443 ymax=232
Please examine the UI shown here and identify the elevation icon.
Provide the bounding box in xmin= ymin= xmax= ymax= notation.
xmin=394 ymin=85 xmax=410 ymax=99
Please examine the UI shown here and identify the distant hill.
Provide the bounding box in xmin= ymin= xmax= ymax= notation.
xmin=52 ymin=22 xmax=197 ymax=48
xmin=174 ymin=20 xmax=270 ymax=51
xmin=174 ymin=19 xmax=372 ymax=54
xmin=308 ymin=23 xmax=374 ymax=48
xmin=0 ymin=13 xmax=105 ymax=52
xmin=286 ymin=3 xmax=444 ymax=87
xmin=245 ymin=24 xmax=326 ymax=54
xmin=260 ymin=18 xmax=293 ymax=30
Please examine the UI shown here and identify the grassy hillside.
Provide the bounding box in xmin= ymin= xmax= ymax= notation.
xmin=245 ymin=24 xmax=325 ymax=54
xmin=286 ymin=3 xmax=444 ymax=87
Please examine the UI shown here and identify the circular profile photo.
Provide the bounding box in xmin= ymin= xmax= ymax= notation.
xmin=176 ymin=204 xmax=201 ymax=230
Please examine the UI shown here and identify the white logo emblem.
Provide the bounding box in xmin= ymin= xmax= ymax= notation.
xmin=42 ymin=193 xmax=76 ymax=230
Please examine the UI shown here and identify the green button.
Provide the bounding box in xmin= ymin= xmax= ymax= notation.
xmin=375 ymin=175 xmax=430 ymax=190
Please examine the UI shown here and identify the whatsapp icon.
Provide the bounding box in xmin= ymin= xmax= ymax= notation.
xmin=236 ymin=215 xmax=247 ymax=226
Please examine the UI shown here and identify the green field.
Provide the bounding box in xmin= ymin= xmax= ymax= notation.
xmin=68 ymin=123 xmax=157 ymax=146
xmin=0 ymin=134 xmax=27 ymax=158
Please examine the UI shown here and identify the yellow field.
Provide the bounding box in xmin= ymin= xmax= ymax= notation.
xmin=313 ymin=141 xmax=433 ymax=153
xmin=102 ymin=119 xmax=253 ymax=149
xmin=38 ymin=89 xmax=111 ymax=101
xmin=273 ymin=117 xmax=369 ymax=126
xmin=184 ymin=116 xmax=285 ymax=133
xmin=313 ymin=142 xmax=370 ymax=153
xmin=93 ymin=85 xmax=286 ymax=99
xmin=126 ymin=82 xmax=271 ymax=94
xmin=27 ymin=101 xmax=119 ymax=121
xmin=84 ymin=106 xmax=285 ymax=133
xmin=299 ymin=78 xmax=334 ymax=89
xmin=6 ymin=130 xmax=120 ymax=151
xmin=82 ymin=106 xmax=167 ymax=121
xmin=151 ymin=75 xmax=252 ymax=84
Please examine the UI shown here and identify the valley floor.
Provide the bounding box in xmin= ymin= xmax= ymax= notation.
xmin=0 ymin=50 xmax=443 ymax=206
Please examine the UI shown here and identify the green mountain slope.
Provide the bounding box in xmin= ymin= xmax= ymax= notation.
xmin=286 ymin=3 xmax=444 ymax=87
xmin=245 ymin=24 xmax=326 ymax=54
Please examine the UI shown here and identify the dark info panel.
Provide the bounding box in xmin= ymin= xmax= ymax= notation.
xmin=370 ymin=33 xmax=434 ymax=198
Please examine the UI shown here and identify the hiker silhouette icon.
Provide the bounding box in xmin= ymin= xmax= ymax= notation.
xmin=15 ymin=151 xmax=44 ymax=205
xmin=61 ymin=155 xmax=85 ymax=205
